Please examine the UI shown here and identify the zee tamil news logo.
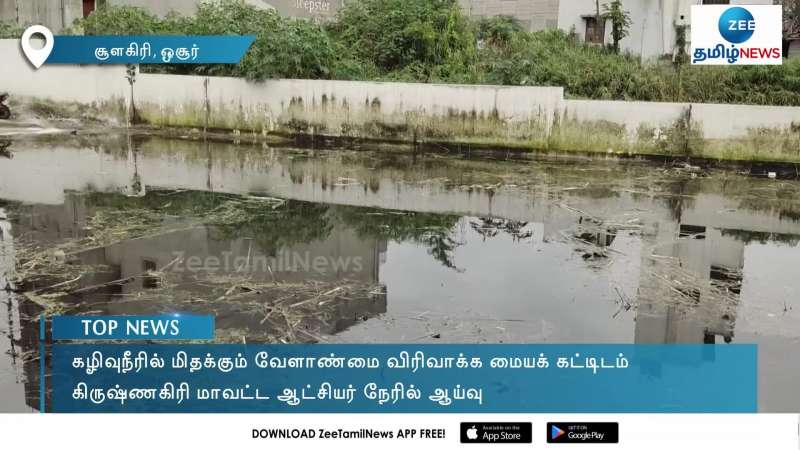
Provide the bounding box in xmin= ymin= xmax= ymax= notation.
xmin=718 ymin=7 xmax=756 ymax=44
xmin=691 ymin=5 xmax=782 ymax=65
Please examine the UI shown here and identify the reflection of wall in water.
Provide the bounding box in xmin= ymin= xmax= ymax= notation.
xmin=633 ymin=190 xmax=800 ymax=346
xmin=0 ymin=208 xmax=13 ymax=289
xmin=635 ymin=220 xmax=744 ymax=345
xmin=0 ymin=287 xmax=51 ymax=412
xmin=0 ymin=290 xmax=44 ymax=411
xmin=74 ymin=224 xmax=389 ymax=335
xmin=0 ymin=208 xmax=47 ymax=410
xmin=18 ymin=299 xmax=43 ymax=411
xmin=0 ymin=210 xmax=36 ymax=411
xmin=7 ymin=197 xmax=389 ymax=396
xmin=10 ymin=191 xmax=388 ymax=325
xmin=10 ymin=193 xmax=386 ymax=290
xmin=78 ymin=225 xmax=384 ymax=292
xmin=9 ymin=198 xmax=92 ymax=244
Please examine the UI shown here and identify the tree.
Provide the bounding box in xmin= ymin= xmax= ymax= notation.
xmin=779 ymin=0 xmax=800 ymax=38
xmin=477 ymin=15 xmax=524 ymax=49
xmin=602 ymin=0 xmax=632 ymax=54
xmin=77 ymin=1 xmax=341 ymax=80
xmin=328 ymin=0 xmax=476 ymax=81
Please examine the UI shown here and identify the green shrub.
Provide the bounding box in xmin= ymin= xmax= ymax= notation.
xmin=328 ymin=0 xmax=477 ymax=82
xmin=76 ymin=1 xmax=341 ymax=80
xmin=477 ymin=15 xmax=524 ymax=49
xmin=0 ymin=21 xmax=21 ymax=39
xmin=477 ymin=29 xmax=800 ymax=106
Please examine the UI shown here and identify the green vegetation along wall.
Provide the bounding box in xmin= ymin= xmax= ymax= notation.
xmin=3 ymin=0 xmax=800 ymax=107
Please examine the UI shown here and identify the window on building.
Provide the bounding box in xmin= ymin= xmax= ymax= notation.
xmin=702 ymin=0 xmax=730 ymax=4
xmin=142 ymin=259 xmax=157 ymax=273
xmin=83 ymin=0 xmax=96 ymax=18
xmin=141 ymin=259 xmax=159 ymax=289
xmin=583 ymin=16 xmax=605 ymax=44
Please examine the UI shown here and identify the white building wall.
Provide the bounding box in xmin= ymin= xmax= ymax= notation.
xmin=557 ymin=0 xmax=773 ymax=60
xmin=107 ymin=0 xmax=343 ymax=21
xmin=107 ymin=0 xmax=204 ymax=16
xmin=459 ymin=0 xmax=560 ymax=31
xmin=0 ymin=0 xmax=83 ymax=32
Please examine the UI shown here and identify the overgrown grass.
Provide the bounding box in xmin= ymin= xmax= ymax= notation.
xmin=0 ymin=21 xmax=21 ymax=38
xmin=478 ymin=30 xmax=800 ymax=105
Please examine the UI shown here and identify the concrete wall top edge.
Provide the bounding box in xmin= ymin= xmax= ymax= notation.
xmin=565 ymin=98 xmax=800 ymax=113
xmin=185 ymin=74 xmax=565 ymax=95
xmin=564 ymin=98 xmax=690 ymax=109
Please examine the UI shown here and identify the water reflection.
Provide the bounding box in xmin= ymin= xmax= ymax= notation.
xmin=0 ymin=207 xmax=41 ymax=412
xmin=0 ymin=135 xmax=798 ymax=411
xmin=11 ymin=193 xmax=395 ymax=341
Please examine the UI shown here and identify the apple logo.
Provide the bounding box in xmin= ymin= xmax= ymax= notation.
xmin=466 ymin=426 xmax=478 ymax=440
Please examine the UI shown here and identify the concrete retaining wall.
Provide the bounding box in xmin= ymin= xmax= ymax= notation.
xmin=459 ymin=0 xmax=559 ymax=31
xmin=132 ymin=73 xmax=564 ymax=146
xmin=564 ymin=99 xmax=800 ymax=141
xmin=1 ymin=38 xmax=798 ymax=161
xmin=2 ymin=40 xmax=127 ymax=104
xmin=561 ymin=99 xmax=800 ymax=160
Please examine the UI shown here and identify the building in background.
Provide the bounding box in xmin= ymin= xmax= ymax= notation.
xmin=0 ymin=0 xmax=85 ymax=32
xmin=461 ymin=0 xmax=774 ymax=59
xmin=0 ymin=0 xmax=343 ymax=32
xmin=458 ymin=0 xmax=559 ymax=31
xmin=1 ymin=0 xmax=781 ymax=58
xmin=105 ymin=0 xmax=342 ymax=22
xmin=786 ymin=11 xmax=800 ymax=58
xmin=557 ymin=0 xmax=773 ymax=60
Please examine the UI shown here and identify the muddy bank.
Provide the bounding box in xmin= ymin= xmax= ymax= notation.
xmin=278 ymin=131 xmax=800 ymax=179
xmin=6 ymin=120 xmax=798 ymax=185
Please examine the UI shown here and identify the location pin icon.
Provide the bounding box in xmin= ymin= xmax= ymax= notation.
xmin=21 ymin=25 xmax=54 ymax=69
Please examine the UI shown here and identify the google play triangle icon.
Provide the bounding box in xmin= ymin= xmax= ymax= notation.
xmin=551 ymin=425 xmax=566 ymax=440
